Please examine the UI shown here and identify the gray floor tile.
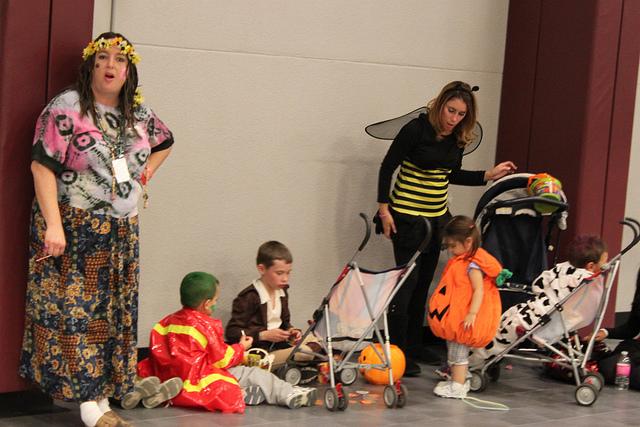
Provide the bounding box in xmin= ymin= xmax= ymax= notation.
xmin=3 ymin=359 xmax=640 ymax=426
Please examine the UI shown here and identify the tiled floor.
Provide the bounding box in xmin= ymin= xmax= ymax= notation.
xmin=2 ymin=357 xmax=639 ymax=427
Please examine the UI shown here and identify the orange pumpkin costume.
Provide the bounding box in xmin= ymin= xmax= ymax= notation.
xmin=428 ymin=247 xmax=502 ymax=348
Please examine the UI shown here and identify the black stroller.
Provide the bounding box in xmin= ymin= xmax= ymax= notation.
xmin=276 ymin=213 xmax=432 ymax=411
xmin=473 ymin=173 xmax=570 ymax=310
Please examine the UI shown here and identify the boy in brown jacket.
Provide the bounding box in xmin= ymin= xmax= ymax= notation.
xmin=226 ymin=241 xmax=320 ymax=372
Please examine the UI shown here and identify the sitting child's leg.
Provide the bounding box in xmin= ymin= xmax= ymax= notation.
xmin=228 ymin=366 xmax=316 ymax=409
xmin=270 ymin=335 xmax=322 ymax=369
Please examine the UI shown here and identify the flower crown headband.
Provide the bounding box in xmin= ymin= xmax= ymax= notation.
xmin=82 ymin=36 xmax=141 ymax=65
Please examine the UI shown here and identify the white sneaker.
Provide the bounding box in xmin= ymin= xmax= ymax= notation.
xmin=433 ymin=380 xmax=468 ymax=399
xmin=244 ymin=385 xmax=266 ymax=406
xmin=294 ymin=387 xmax=317 ymax=407
xmin=436 ymin=374 xmax=471 ymax=392
xmin=285 ymin=391 xmax=303 ymax=409
xmin=285 ymin=387 xmax=317 ymax=409
xmin=436 ymin=380 xmax=449 ymax=388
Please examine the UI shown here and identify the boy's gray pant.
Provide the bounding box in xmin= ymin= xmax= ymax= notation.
xmin=228 ymin=366 xmax=295 ymax=405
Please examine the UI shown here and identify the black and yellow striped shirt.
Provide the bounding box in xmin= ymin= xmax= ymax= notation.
xmin=390 ymin=161 xmax=451 ymax=217
xmin=377 ymin=114 xmax=485 ymax=217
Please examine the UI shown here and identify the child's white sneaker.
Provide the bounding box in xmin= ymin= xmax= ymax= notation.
xmin=295 ymin=387 xmax=317 ymax=407
xmin=433 ymin=380 xmax=468 ymax=399
xmin=285 ymin=387 xmax=317 ymax=409
xmin=244 ymin=385 xmax=266 ymax=406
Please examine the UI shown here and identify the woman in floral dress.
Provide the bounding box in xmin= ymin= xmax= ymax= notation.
xmin=19 ymin=32 xmax=173 ymax=427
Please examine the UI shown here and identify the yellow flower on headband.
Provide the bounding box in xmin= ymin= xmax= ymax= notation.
xmin=82 ymin=37 xmax=141 ymax=64
xmin=133 ymin=88 xmax=144 ymax=108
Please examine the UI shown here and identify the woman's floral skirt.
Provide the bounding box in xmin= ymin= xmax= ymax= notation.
xmin=19 ymin=203 xmax=139 ymax=402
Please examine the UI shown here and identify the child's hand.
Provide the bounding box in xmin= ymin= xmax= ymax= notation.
xmin=288 ymin=328 xmax=302 ymax=344
xmin=240 ymin=335 xmax=253 ymax=350
xmin=260 ymin=328 xmax=291 ymax=343
xmin=463 ymin=313 xmax=477 ymax=330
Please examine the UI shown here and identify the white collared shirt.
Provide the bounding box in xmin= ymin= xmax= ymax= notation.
xmin=252 ymin=279 xmax=285 ymax=330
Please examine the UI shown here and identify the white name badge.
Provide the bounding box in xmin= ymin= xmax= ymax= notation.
xmin=112 ymin=157 xmax=131 ymax=183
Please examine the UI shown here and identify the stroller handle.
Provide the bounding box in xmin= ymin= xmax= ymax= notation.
xmin=619 ymin=217 xmax=640 ymax=257
xmin=358 ymin=212 xmax=371 ymax=252
xmin=602 ymin=217 xmax=640 ymax=270
xmin=487 ymin=196 xmax=569 ymax=213
xmin=345 ymin=213 xmax=372 ymax=265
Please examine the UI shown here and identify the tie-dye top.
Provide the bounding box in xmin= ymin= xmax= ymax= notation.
xmin=31 ymin=90 xmax=174 ymax=218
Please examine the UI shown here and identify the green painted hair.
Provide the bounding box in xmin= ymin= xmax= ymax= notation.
xmin=180 ymin=272 xmax=218 ymax=308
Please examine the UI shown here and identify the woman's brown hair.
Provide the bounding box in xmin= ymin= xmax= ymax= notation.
xmin=427 ymin=81 xmax=478 ymax=148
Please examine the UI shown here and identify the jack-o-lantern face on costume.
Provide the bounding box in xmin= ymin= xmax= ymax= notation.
xmin=428 ymin=248 xmax=503 ymax=348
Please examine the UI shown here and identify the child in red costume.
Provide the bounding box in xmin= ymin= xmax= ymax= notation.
xmin=428 ymin=216 xmax=503 ymax=399
xmin=136 ymin=272 xmax=316 ymax=413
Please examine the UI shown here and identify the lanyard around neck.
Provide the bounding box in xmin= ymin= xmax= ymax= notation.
xmin=93 ymin=104 xmax=126 ymax=159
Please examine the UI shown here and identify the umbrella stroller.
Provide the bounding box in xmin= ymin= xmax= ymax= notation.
xmin=276 ymin=213 xmax=432 ymax=411
xmin=470 ymin=218 xmax=640 ymax=406
xmin=474 ymin=173 xmax=570 ymax=310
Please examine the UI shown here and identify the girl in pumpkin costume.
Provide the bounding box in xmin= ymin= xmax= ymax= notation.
xmin=428 ymin=216 xmax=503 ymax=398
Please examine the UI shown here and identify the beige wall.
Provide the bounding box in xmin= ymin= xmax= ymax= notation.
xmin=93 ymin=0 xmax=510 ymax=343
xmin=617 ymin=65 xmax=640 ymax=312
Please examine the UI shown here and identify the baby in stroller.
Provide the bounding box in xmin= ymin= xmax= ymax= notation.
xmin=468 ymin=235 xmax=608 ymax=369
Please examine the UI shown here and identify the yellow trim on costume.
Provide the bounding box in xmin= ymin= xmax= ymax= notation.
xmin=153 ymin=323 xmax=208 ymax=348
xmin=212 ymin=345 xmax=236 ymax=369
xmin=183 ymin=373 xmax=239 ymax=392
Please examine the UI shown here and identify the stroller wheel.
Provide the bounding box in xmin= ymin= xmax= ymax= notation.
xmin=337 ymin=392 xmax=349 ymax=411
xmin=575 ymin=383 xmax=598 ymax=406
xmin=282 ymin=366 xmax=302 ymax=386
xmin=582 ymin=372 xmax=605 ymax=392
xmin=383 ymin=385 xmax=398 ymax=408
xmin=324 ymin=388 xmax=339 ymax=411
xmin=395 ymin=383 xmax=408 ymax=408
xmin=338 ymin=368 xmax=358 ymax=385
xmin=469 ymin=371 xmax=488 ymax=392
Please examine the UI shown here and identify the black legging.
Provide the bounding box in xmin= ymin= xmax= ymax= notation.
xmin=387 ymin=210 xmax=449 ymax=358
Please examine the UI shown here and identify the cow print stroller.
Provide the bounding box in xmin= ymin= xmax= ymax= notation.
xmin=468 ymin=216 xmax=640 ymax=407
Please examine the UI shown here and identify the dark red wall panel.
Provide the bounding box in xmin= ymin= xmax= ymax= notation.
xmin=602 ymin=0 xmax=640 ymax=261
xmin=0 ymin=0 xmax=93 ymax=394
xmin=498 ymin=0 xmax=639 ymax=326
xmin=496 ymin=1 xmax=542 ymax=168
xmin=0 ymin=0 xmax=51 ymax=394
xmin=48 ymin=0 xmax=95 ymax=99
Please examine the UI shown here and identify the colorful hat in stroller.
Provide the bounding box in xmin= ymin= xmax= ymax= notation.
xmin=527 ymin=173 xmax=563 ymax=214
